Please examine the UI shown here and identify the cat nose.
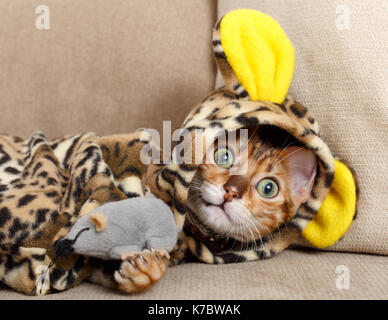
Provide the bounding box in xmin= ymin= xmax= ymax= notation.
xmin=223 ymin=184 xmax=240 ymax=202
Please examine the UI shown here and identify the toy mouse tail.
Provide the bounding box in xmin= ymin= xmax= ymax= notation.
xmin=31 ymin=227 xmax=90 ymax=295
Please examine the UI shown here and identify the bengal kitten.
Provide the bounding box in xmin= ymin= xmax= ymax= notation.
xmin=187 ymin=126 xmax=317 ymax=244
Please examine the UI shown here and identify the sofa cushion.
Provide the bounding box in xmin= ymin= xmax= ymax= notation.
xmin=217 ymin=0 xmax=388 ymax=256
xmin=0 ymin=0 xmax=216 ymax=138
xmin=1 ymin=250 xmax=387 ymax=299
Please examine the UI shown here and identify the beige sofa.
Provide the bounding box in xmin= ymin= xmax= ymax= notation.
xmin=0 ymin=0 xmax=386 ymax=299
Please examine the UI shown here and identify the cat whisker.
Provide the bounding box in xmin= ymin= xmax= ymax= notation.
xmin=269 ymin=136 xmax=292 ymax=168
xmin=247 ymin=127 xmax=258 ymax=144
xmin=189 ymin=180 xmax=203 ymax=187
xmin=281 ymin=220 xmax=291 ymax=236
xmin=242 ymin=229 xmax=249 ymax=251
xmin=230 ymin=227 xmax=239 ymax=250
xmin=249 ymin=220 xmax=263 ymax=250
xmin=247 ymin=219 xmax=265 ymax=250
xmin=186 ymin=191 xmax=203 ymax=203
xmin=249 ymin=216 xmax=274 ymax=242
xmin=272 ymin=146 xmax=305 ymax=169
xmin=246 ymin=221 xmax=258 ymax=252
xmin=189 ymin=181 xmax=201 ymax=186
xmin=224 ymin=220 xmax=236 ymax=239
xmin=271 ymin=140 xmax=300 ymax=169
xmin=284 ymin=164 xmax=312 ymax=170
xmin=187 ymin=186 xmax=202 ymax=193
xmin=191 ymin=176 xmax=203 ymax=181
xmin=189 ymin=178 xmax=202 ymax=183
xmin=237 ymin=224 xmax=245 ymax=250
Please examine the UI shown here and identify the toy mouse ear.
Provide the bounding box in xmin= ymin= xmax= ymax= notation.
xmin=214 ymin=9 xmax=294 ymax=103
xmin=89 ymin=213 xmax=107 ymax=232
xmin=301 ymin=160 xmax=358 ymax=248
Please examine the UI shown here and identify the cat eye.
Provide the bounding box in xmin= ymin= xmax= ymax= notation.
xmin=214 ymin=148 xmax=234 ymax=169
xmin=256 ymin=178 xmax=279 ymax=198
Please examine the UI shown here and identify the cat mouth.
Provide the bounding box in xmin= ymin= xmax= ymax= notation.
xmin=202 ymin=198 xmax=224 ymax=208
xmin=200 ymin=198 xmax=233 ymax=222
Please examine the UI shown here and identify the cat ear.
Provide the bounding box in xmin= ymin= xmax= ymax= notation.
xmin=281 ymin=147 xmax=317 ymax=205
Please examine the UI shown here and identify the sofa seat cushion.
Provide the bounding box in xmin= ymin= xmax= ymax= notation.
xmin=2 ymin=249 xmax=386 ymax=299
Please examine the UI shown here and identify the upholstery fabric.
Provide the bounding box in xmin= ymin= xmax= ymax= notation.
xmin=0 ymin=0 xmax=217 ymax=137
xmin=1 ymin=250 xmax=387 ymax=299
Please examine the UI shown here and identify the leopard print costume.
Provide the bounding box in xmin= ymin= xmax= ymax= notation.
xmin=0 ymin=11 xmax=358 ymax=295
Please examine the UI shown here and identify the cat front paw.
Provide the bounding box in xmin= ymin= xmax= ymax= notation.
xmin=120 ymin=248 xmax=170 ymax=261
xmin=114 ymin=249 xmax=168 ymax=293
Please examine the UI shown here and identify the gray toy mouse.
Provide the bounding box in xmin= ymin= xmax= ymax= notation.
xmin=56 ymin=193 xmax=180 ymax=261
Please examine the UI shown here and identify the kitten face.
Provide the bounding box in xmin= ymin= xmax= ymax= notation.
xmin=187 ymin=131 xmax=317 ymax=243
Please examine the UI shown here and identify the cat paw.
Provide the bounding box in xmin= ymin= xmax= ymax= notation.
xmin=120 ymin=251 xmax=143 ymax=260
xmin=114 ymin=249 xmax=168 ymax=293
xmin=150 ymin=248 xmax=170 ymax=259
xmin=120 ymin=249 xmax=169 ymax=261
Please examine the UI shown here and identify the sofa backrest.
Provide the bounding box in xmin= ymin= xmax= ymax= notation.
xmin=0 ymin=0 xmax=217 ymax=138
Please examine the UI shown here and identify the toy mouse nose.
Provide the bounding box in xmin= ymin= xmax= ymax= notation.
xmin=223 ymin=184 xmax=240 ymax=202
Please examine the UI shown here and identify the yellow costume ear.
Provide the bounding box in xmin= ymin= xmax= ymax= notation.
xmin=220 ymin=9 xmax=294 ymax=103
xmin=302 ymin=160 xmax=357 ymax=248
